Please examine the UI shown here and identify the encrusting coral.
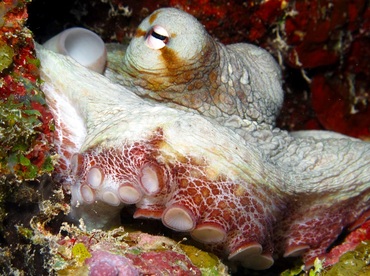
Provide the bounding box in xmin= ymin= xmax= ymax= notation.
xmin=0 ymin=2 xmax=54 ymax=269
xmin=0 ymin=0 xmax=54 ymax=180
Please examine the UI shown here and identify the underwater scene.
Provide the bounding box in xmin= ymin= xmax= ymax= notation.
xmin=0 ymin=0 xmax=370 ymax=275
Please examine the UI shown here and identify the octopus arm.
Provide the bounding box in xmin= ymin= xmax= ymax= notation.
xmin=271 ymin=130 xmax=370 ymax=266
xmin=36 ymin=44 xmax=280 ymax=187
xmin=38 ymin=61 xmax=87 ymax=174
xmin=277 ymin=133 xmax=370 ymax=196
xmin=37 ymin=45 xmax=289 ymax=270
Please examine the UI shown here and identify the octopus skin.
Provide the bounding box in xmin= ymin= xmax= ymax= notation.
xmin=36 ymin=8 xmax=370 ymax=270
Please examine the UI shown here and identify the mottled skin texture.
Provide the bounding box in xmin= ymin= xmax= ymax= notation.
xmin=37 ymin=8 xmax=370 ymax=270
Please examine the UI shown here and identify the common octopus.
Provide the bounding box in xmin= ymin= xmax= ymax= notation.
xmin=36 ymin=8 xmax=370 ymax=270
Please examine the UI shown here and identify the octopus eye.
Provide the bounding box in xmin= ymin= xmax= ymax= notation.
xmin=145 ymin=25 xmax=169 ymax=50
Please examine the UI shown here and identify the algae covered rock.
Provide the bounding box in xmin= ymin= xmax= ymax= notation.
xmin=49 ymin=224 xmax=229 ymax=275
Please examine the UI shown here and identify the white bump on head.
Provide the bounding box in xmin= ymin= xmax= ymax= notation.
xmin=118 ymin=184 xmax=142 ymax=204
xmin=87 ymin=167 xmax=104 ymax=188
xmin=80 ymin=184 xmax=95 ymax=204
xmin=162 ymin=205 xmax=195 ymax=232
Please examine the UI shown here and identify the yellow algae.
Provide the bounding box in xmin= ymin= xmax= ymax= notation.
xmin=57 ymin=265 xmax=89 ymax=276
xmin=71 ymin=243 xmax=91 ymax=263
xmin=180 ymin=244 xmax=218 ymax=268
xmin=0 ymin=43 xmax=14 ymax=72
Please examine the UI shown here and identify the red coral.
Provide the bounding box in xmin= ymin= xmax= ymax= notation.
xmin=310 ymin=30 xmax=370 ymax=139
xmin=311 ymin=70 xmax=370 ymax=139
xmin=0 ymin=75 xmax=27 ymax=98
xmin=278 ymin=0 xmax=370 ymax=139
xmin=284 ymin=0 xmax=349 ymax=68
xmin=247 ymin=0 xmax=283 ymax=42
xmin=168 ymin=0 xmax=285 ymax=44
xmin=323 ymin=220 xmax=370 ymax=267
xmin=86 ymin=250 xmax=139 ymax=276
xmin=128 ymin=251 xmax=201 ymax=275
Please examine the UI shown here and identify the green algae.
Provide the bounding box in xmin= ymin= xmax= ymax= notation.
xmin=0 ymin=0 xmax=54 ymax=181
xmin=0 ymin=92 xmax=54 ymax=179
xmin=16 ymin=225 xmax=34 ymax=239
xmin=281 ymin=264 xmax=305 ymax=276
xmin=179 ymin=243 xmax=229 ymax=275
xmin=0 ymin=43 xmax=14 ymax=72
xmin=0 ymin=97 xmax=40 ymax=178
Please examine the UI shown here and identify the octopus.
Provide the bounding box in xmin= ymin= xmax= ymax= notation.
xmin=36 ymin=8 xmax=370 ymax=270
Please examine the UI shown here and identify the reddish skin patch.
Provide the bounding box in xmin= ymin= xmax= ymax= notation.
xmin=70 ymin=133 xmax=283 ymax=264
xmin=279 ymin=194 xmax=369 ymax=266
xmin=71 ymin=134 xmax=369 ymax=268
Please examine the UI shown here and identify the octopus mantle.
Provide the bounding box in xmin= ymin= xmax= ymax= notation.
xmin=37 ymin=8 xmax=370 ymax=271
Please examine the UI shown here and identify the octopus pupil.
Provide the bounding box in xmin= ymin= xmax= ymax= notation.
xmin=151 ymin=30 xmax=168 ymax=42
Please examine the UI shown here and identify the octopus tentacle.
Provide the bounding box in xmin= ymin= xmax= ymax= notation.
xmin=43 ymin=27 xmax=107 ymax=74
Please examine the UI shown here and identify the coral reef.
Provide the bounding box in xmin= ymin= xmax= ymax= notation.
xmin=47 ymin=224 xmax=228 ymax=275
xmin=281 ymin=0 xmax=370 ymax=139
xmin=324 ymin=220 xmax=370 ymax=268
xmin=0 ymin=0 xmax=53 ymax=179
xmin=0 ymin=1 xmax=54 ymax=267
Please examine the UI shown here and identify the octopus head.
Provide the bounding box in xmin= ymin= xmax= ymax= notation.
xmin=122 ymin=8 xmax=214 ymax=91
